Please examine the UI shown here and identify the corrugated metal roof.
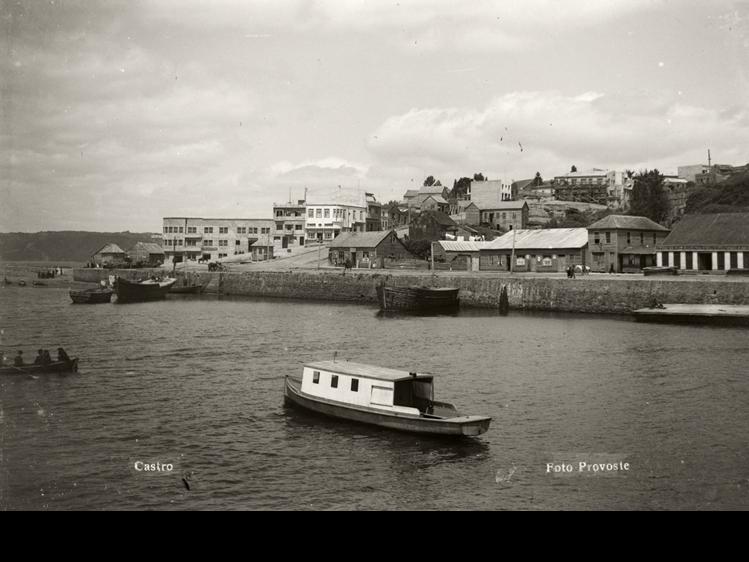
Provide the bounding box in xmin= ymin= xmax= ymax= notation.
xmin=437 ymin=241 xmax=491 ymax=252
xmin=484 ymin=228 xmax=589 ymax=250
xmin=131 ymin=242 xmax=165 ymax=254
xmin=588 ymin=215 xmax=670 ymax=231
xmin=328 ymin=230 xmax=393 ymax=249
xmin=305 ymin=361 xmax=432 ymax=382
xmin=659 ymin=213 xmax=749 ymax=249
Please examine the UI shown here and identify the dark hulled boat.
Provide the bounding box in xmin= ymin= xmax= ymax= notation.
xmin=70 ymin=287 xmax=113 ymax=304
xmin=377 ymin=285 xmax=460 ymax=312
xmin=0 ymin=358 xmax=78 ymax=376
xmin=169 ymin=279 xmax=209 ymax=294
xmin=114 ymin=277 xmax=176 ymax=303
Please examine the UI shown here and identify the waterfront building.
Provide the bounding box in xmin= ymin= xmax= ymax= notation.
xmin=127 ymin=242 xmax=165 ymax=267
xmin=553 ymin=169 xmax=624 ymax=207
xmin=587 ymin=215 xmax=670 ymax=273
xmin=479 ymin=228 xmax=589 ymax=272
xmin=305 ymin=203 xmax=367 ymax=243
xmin=432 ymin=240 xmax=492 ymax=272
xmin=273 ymin=200 xmax=307 ymax=250
xmin=92 ymin=243 xmax=126 ymax=266
xmin=328 ymin=230 xmax=413 ymax=268
xmin=162 ymin=217 xmax=275 ymax=263
xmin=656 ymin=212 xmax=749 ymax=272
xmin=477 ymin=201 xmax=529 ymax=231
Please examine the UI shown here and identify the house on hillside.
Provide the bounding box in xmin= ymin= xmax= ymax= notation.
xmin=409 ymin=211 xmax=460 ymax=242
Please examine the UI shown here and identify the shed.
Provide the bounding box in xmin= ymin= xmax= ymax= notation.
xmin=127 ymin=242 xmax=165 ymax=266
xmin=92 ymin=243 xmax=126 ymax=266
xmin=328 ymin=230 xmax=413 ymax=268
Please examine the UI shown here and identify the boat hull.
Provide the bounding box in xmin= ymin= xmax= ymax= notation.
xmin=284 ymin=377 xmax=490 ymax=437
xmin=633 ymin=304 xmax=749 ymax=327
xmin=114 ymin=278 xmax=176 ymax=303
xmin=377 ymin=286 xmax=460 ymax=312
xmin=70 ymin=288 xmax=113 ymax=304
xmin=0 ymin=358 xmax=78 ymax=376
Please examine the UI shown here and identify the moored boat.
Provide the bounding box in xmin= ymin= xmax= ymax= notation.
xmin=113 ymin=277 xmax=177 ymax=303
xmin=376 ymin=285 xmax=460 ymax=312
xmin=169 ymin=278 xmax=209 ymax=294
xmin=70 ymin=287 xmax=113 ymax=304
xmin=633 ymin=304 xmax=749 ymax=326
xmin=0 ymin=358 xmax=78 ymax=376
xmin=284 ymin=361 xmax=491 ymax=437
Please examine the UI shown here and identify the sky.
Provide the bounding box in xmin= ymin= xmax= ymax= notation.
xmin=1 ymin=0 xmax=748 ymax=232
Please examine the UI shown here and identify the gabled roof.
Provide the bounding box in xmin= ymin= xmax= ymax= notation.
xmin=417 ymin=210 xmax=458 ymax=227
xmin=94 ymin=243 xmax=125 ymax=255
xmin=329 ymin=230 xmax=394 ymax=249
xmin=418 ymin=185 xmax=446 ymax=195
xmin=403 ymin=189 xmax=420 ymax=199
xmin=588 ymin=215 xmax=669 ymax=232
xmin=659 ymin=213 xmax=749 ymax=249
xmin=421 ymin=194 xmax=449 ymax=205
xmin=130 ymin=242 xmax=165 ymax=254
xmin=484 ymin=228 xmax=589 ymax=250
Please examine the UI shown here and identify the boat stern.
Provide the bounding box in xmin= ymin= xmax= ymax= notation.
xmin=456 ymin=416 xmax=492 ymax=436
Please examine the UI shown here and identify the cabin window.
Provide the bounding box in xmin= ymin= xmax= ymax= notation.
xmin=351 ymin=379 xmax=359 ymax=392
xmin=331 ymin=375 xmax=339 ymax=389
xmin=313 ymin=371 xmax=320 ymax=384
xmin=605 ymin=232 xmax=611 ymax=244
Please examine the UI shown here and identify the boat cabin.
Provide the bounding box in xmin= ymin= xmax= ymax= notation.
xmin=302 ymin=361 xmax=437 ymax=417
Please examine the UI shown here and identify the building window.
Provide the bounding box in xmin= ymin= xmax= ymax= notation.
xmin=204 ymin=227 xmax=213 ymax=234
xmin=308 ymin=209 xmax=314 ymax=218
xmin=324 ymin=209 xmax=330 ymax=218
xmin=273 ymin=236 xmax=281 ymax=241
xmin=605 ymin=232 xmax=611 ymax=244
xmin=276 ymin=210 xmax=283 ymax=217
xmin=188 ymin=226 xmax=197 ymax=234
xmin=276 ymin=224 xmax=283 ymax=231
xmin=219 ymin=240 xmax=228 ymax=247
xmin=219 ymin=227 xmax=228 ymax=234
xmin=313 ymin=371 xmax=320 ymax=384
xmin=627 ymin=232 xmax=631 ymax=245
xmin=594 ymin=232 xmax=600 ymax=245
xmin=331 ymin=375 xmax=339 ymax=389
xmin=203 ymin=240 xmax=213 ymax=246
xmin=640 ymin=232 xmax=644 ymax=245
xmin=316 ymin=209 xmax=322 ymax=218
xmin=351 ymin=379 xmax=359 ymax=392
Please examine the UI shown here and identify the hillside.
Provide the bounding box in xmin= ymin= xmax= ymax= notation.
xmin=0 ymin=231 xmax=161 ymax=262
xmin=685 ymin=170 xmax=749 ymax=215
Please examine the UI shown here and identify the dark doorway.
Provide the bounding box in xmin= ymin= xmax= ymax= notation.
xmin=282 ymin=236 xmax=289 ymax=249
xmin=730 ymin=252 xmax=738 ymax=269
xmin=300 ymin=237 xmax=305 ymax=246
xmin=717 ymin=252 xmax=725 ymax=270
xmin=698 ymin=253 xmax=712 ymax=271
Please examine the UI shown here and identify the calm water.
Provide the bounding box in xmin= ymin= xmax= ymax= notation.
xmin=0 ymin=286 xmax=747 ymax=510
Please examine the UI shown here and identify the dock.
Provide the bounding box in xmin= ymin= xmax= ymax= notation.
xmin=633 ymin=304 xmax=749 ymax=326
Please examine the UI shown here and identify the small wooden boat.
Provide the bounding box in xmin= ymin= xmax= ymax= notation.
xmin=376 ymin=285 xmax=460 ymax=312
xmin=114 ymin=277 xmax=177 ymax=303
xmin=285 ymin=361 xmax=491 ymax=437
xmin=0 ymin=358 xmax=79 ymax=376
xmin=70 ymin=287 xmax=113 ymax=304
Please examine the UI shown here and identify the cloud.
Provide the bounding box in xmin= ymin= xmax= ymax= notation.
xmin=367 ymin=91 xmax=749 ymax=180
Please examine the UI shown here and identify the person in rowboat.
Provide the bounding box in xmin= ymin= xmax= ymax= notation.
xmin=34 ymin=349 xmax=45 ymax=365
xmin=14 ymin=351 xmax=24 ymax=366
xmin=57 ymin=348 xmax=70 ymax=362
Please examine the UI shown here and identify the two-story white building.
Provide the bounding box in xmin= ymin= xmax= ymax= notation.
xmin=305 ymin=203 xmax=367 ymax=243
xmin=162 ymin=217 xmax=275 ymax=263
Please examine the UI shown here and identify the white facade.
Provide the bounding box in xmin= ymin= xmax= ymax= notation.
xmin=273 ymin=201 xmax=307 ymax=250
xmin=470 ymin=179 xmax=513 ymax=206
xmin=305 ymin=203 xmax=366 ymax=243
xmin=300 ymin=366 xmax=420 ymax=416
xmin=162 ymin=217 xmax=275 ymax=263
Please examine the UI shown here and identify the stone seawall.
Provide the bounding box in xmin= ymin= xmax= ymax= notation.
xmin=73 ymin=268 xmax=166 ymax=284
xmin=181 ymin=270 xmax=749 ymax=314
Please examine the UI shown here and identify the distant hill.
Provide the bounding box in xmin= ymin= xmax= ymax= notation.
xmin=685 ymin=170 xmax=749 ymax=215
xmin=0 ymin=231 xmax=161 ymax=262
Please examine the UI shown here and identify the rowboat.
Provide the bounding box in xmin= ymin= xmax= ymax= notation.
xmin=285 ymin=361 xmax=491 ymax=437
xmin=0 ymin=358 xmax=79 ymax=376
xmin=376 ymin=285 xmax=460 ymax=312
xmin=114 ymin=277 xmax=177 ymax=303
xmin=70 ymin=287 xmax=113 ymax=304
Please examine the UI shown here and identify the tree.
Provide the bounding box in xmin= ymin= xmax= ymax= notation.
xmin=628 ymin=169 xmax=670 ymax=224
xmin=450 ymin=177 xmax=472 ymax=199
xmin=424 ymin=176 xmax=436 ymax=187
xmin=473 ymin=173 xmax=486 ymax=182
xmin=685 ymin=170 xmax=749 ymax=214
xmin=570 ymin=165 xmax=577 ymax=173
xmin=532 ymin=171 xmax=543 ymax=186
